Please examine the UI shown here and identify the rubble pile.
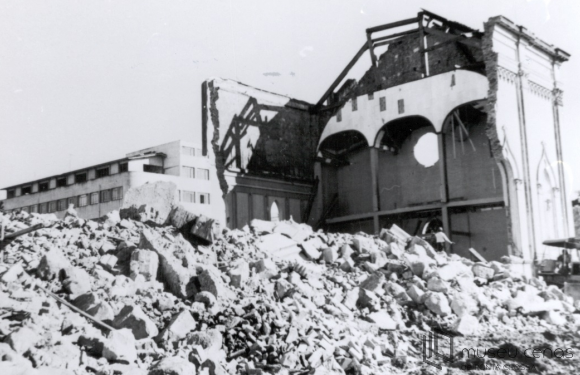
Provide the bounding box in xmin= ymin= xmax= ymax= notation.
xmin=1 ymin=208 xmax=580 ymax=374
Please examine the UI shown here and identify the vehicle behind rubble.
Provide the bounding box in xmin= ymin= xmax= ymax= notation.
xmin=537 ymin=237 xmax=580 ymax=301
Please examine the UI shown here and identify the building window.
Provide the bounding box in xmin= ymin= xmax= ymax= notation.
xmin=111 ymin=187 xmax=123 ymax=201
xmin=48 ymin=201 xmax=57 ymax=213
xmin=182 ymin=166 xmax=195 ymax=179
xmin=57 ymin=199 xmax=67 ymax=211
xmin=198 ymin=193 xmax=210 ymax=205
xmin=352 ymin=97 xmax=358 ymax=112
xmin=90 ymin=192 xmax=99 ymax=205
xmin=67 ymin=197 xmax=77 ymax=208
xmin=100 ymin=189 xmax=111 ymax=203
xmin=119 ymin=163 xmax=128 ymax=173
xmin=182 ymin=146 xmax=196 ymax=156
xmin=380 ymin=97 xmax=386 ymax=112
xmin=30 ymin=205 xmax=38 ymax=213
xmin=7 ymin=189 xmax=15 ymax=199
xmin=78 ymin=195 xmax=88 ymax=207
xmin=398 ymin=99 xmax=404 ymax=114
xmin=197 ymin=168 xmax=210 ymax=180
xmin=337 ymin=108 xmax=342 ymax=122
xmin=96 ymin=167 xmax=110 ymax=178
xmin=143 ymin=164 xmax=163 ymax=174
xmin=39 ymin=181 xmax=49 ymax=192
xmin=21 ymin=186 xmax=32 ymax=195
xmin=182 ymin=190 xmax=195 ymax=203
xmin=56 ymin=177 xmax=67 ymax=187
xmin=39 ymin=203 xmax=47 ymax=214
xmin=75 ymin=172 xmax=87 ymax=183
xmin=22 ymin=206 xmax=30 ymax=213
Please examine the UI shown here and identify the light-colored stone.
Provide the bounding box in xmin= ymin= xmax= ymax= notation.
xmin=37 ymin=247 xmax=71 ymax=280
xmin=159 ymin=310 xmax=197 ymax=344
xmin=367 ymin=311 xmax=396 ymax=330
xmin=424 ymin=292 xmax=452 ymax=316
xmin=130 ymin=249 xmax=159 ymax=281
xmin=452 ymin=315 xmax=479 ymax=336
xmin=62 ymin=267 xmax=91 ymax=299
xmin=103 ymin=328 xmax=137 ymax=363
xmin=148 ymin=356 xmax=197 ymax=375
xmin=6 ymin=326 xmax=40 ymax=354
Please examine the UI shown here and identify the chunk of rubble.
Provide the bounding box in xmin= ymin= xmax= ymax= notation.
xmin=148 ymin=356 xmax=197 ymax=375
xmin=113 ymin=305 xmax=159 ymax=340
xmin=130 ymin=249 xmax=159 ymax=281
xmin=158 ymin=310 xmax=197 ymax=344
xmin=424 ymin=292 xmax=452 ymax=316
xmin=103 ymin=329 xmax=137 ymax=363
xmin=37 ymin=247 xmax=71 ymax=280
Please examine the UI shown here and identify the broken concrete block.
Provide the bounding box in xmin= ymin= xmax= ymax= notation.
xmin=450 ymin=294 xmax=477 ymax=316
xmin=37 ymin=247 xmax=71 ymax=280
xmin=121 ymin=181 xmax=177 ymax=225
xmin=433 ymin=261 xmax=474 ymax=281
xmin=167 ymin=204 xmax=198 ymax=232
xmin=147 ymin=356 xmax=197 ymax=375
xmin=61 ymin=267 xmax=91 ymax=300
xmin=359 ymin=272 xmax=385 ymax=293
xmin=542 ymin=310 xmax=566 ymax=326
xmin=352 ymin=235 xmax=376 ymax=253
xmin=275 ymin=279 xmax=293 ymax=299
xmin=452 ymin=315 xmax=479 ymax=336
xmin=426 ymin=277 xmax=450 ymax=293
xmin=130 ymin=249 xmax=159 ymax=281
xmin=228 ymin=260 xmax=249 ymax=288
xmin=99 ymin=254 xmax=119 ymax=273
xmin=253 ymin=259 xmax=278 ymax=279
xmin=358 ymin=289 xmax=380 ymax=311
xmin=300 ymin=241 xmax=321 ymax=260
xmin=159 ymin=310 xmax=197 ymax=345
xmin=322 ymin=247 xmax=339 ymax=263
xmin=6 ymin=326 xmax=41 ymax=354
xmin=139 ymin=229 xmax=195 ymax=298
xmin=73 ymin=292 xmax=115 ymax=322
xmin=103 ymin=328 xmax=137 ymax=363
xmin=250 ymin=219 xmax=276 ymax=234
xmin=108 ymin=275 xmax=137 ymax=298
xmin=343 ymin=287 xmax=360 ymax=310
xmin=406 ymin=285 xmax=425 ymax=304
xmin=340 ymin=244 xmax=355 ymax=260
xmin=198 ymin=268 xmax=234 ymax=300
xmin=367 ymin=311 xmax=397 ymax=330
xmin=472 ymin=263 xmax=495 ymax=280
xmin=194 ymin=291 xmax=217 ymax=307
xmin=113 ymin=305 xmax=159 ymax=340
xmin=424 ymin=292 xmax=452 ymax=316
xmin=0 ymin=263 xmax=25 ymax=284
xmin=273 ymin=220 xmax=312 ymax=243
xmin=370 ymin=250 xmax=389 ymax=268
xmin=340 ymin=258 xmax=355 ymax=273
xmin=257 ymin=233 xmax=300 ymax=259
xmin=190 ymin=215 xmax=215 ymax=244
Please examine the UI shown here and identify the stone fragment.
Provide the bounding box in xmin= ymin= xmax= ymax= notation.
xmin=343 ymin=287 xmax=360 ymax=310
xmin=359 ymin=272 xmax=385 ymax=293
xmin=253 ymin=259 xmax=279 ymax=279
xmin=159 ymin=310 xmax=197 ymax=344
xmin=542 ymin=310 xmax=566 ymax=326
xmin=121 ymin=181 xmax=177 ymax=225
xmin=6 ymin=326 xmax=40 ymax=354
xmin=103 ymin=328 xmax=137 ymax=363
xmin=367 ymin=311 xmax=396 ymax=330
xmin=148 ymin=356 xmax=197 ymax=375
xmin=257 ymin=233 xmax=300 ymax=259
xmin=434 ymin=262 xmax=474 ymax=281
xmin=99 ymin=254 xmax=119 ymax=272
xmin=37 ymin=247 xmax=71 ymax=280
xmin=228 ymin=260 xmax=250 ymax=288
xmin=450 ymin=294 xmax=477 ymax=316
xmin=340 ymin=244 xmax=355 ymax=260
xmin=61 ymin=267 xmax=91 ymax=299
xmin=73 ymin=292 xmax=115 ymax=322
xmin=322 ymin=247 xmax=339 ymax=263
xmin=358 ymin=289 xmax=380 ymax=311
xmin=472 ymin=263 xmax=495 ymax=280
xmin=113 ymin=305 xmax=159 ymax=340
xmin=130 ymin=249 xmax=159 ymax=281
xmin=424 ymin=292 xmax=452 ymax=316
xmin=427 ymin=277 xmax=450 ymax=293
xmin=452 ymin=315 xmax=479 ymax=336
xmin=301 ymin=241 xmax=321 ymax=260
xmin=0 ymin=263 xmax=25 ymax=283
xmin=352 ymin=235 xmax=376 ymax=253
xmin=108 ymin=275 xmax=137 ymax=298
xmin=276 ymin=279 xmax=293 ymax=299
xmin=340 ymin=258 xmax=355 ymax=273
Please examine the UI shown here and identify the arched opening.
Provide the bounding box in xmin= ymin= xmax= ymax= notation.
xmin=270 ymin=200 xmax=280 ymax=222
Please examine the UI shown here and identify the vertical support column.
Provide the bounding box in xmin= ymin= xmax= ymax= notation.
xmin=231 ymin=191 xmax=238 ymax=229
xmin=248 ymin=193 xmax=254 ymax=223
xmin=370 ymin=147 xmax=380 ymax=234
xmin=312 ymin=161 xmax=324 ymax=225
xmin=418 ymin=13 xmax=426 ymax=78
xmin=366 ymin=32 xmax=377 ymax=67
xmin=438 ymin=132 xmax=451 ymax=241
xmin=515 ymin=37 xmax=537 ymax=262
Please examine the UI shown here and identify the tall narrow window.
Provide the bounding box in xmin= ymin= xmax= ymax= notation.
xmin=48 ymin=201 xmax=56 ymax=213
xmin=182 ymin=166 xmax=195 ymax=178
xmin=352 ymin=97 xmax=358 ymax=112
xmin=368 ymin=93 xmax=374 ymax=100
xmin=57 ymin=199 xmax=67 ymax=211
xmin=197 ymin=168 xmax=210 ymax=180
xmin=67 ymin=197 xmax=77 ymax=208
xmin=379 ymin=97 xmax=386 ymax=112
xmin=270 ymin=201 xmax=279 ymax=222
xmin=182 ymin=191 xmax=195 ymax=203
xmin=90 ymin=192 xmax=99 ymax=205
xmin=397 ymin=99 xmax=405 ymax=114
xmin=39 ymin=203 xmax=47 ymax=214
xmin=337 ymin=108 xmax=342 ymax=122
xmin=198 ymin=193 xmax=210 ymax=205
xmin=100 ymin=190 xmax=111 ymax=203
xmin=78 ymin=195 xmax=88 ymax=207
xmin=119 ymin=163 xmax=128 ymax=173
xmin=7 ymin=190 xmax=15 ymax=199
xmin=111 ymin=187 xmax=123 ymax=201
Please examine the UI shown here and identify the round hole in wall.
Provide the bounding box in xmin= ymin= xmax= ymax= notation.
xmin=413 ymin=132 xmax=439 ymax=168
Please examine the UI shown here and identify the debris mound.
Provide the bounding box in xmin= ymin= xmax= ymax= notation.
xmin=1 ymin=209 xmax=580 ymax=374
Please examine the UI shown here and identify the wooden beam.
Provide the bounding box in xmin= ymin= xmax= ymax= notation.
xmin=372 ymin=28 xmax=420 ymax=44
xmin=316 ymin=43 xmax=369 ymax=107
xmin=423 ymin=27 xmax=481 ymax=49
xmin=366 ymin=17 xmax=418 ymax=34
xmin=366 ymin=32 xmax=377 ymax=67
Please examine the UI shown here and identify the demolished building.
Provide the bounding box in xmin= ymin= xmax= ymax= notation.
xmin=203 ymin=10 xmax=574 ymax=266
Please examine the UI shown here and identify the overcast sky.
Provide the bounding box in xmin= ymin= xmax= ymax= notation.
xmin=1 ymin=0 xmax=578 ymax=197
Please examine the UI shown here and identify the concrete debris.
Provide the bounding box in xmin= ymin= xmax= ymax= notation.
xmin=1 ymin=211 xmax=579 ymax=375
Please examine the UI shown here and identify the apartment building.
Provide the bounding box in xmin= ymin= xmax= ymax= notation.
xmin=0 ymin=140 xmax=225 ymax=223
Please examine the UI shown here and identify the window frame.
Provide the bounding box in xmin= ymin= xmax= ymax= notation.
xmin=56 ymin=177 xmax=67 ymax=187
xmin=96 ymin=167 xmax=110 ymax=178
xmin=75 ymin=172 xmax=88 ymax=183
xmin=182 ymin=166 xmax=195 ymax=179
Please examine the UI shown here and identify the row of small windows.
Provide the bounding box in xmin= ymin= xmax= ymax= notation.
xmin=179 ymin=190 xmax=210 ymax=205
xmin=5 ymin=187 xmax=123 ymax=214
xmin=336 ymin=96 xmax=403 ymax=122
xmin=182 ymin=167 xmax=210 ymax=180
xmin=182 ymin=146 xmax=203 ymax=157
xmin=7 ymin=163 xmax=129 ymax=199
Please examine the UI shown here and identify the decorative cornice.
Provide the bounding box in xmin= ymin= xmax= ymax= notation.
xmin=527 ymin=81 xmax=551 ymax=100
xmin=498 ymin=66 xmax=517 ymax=84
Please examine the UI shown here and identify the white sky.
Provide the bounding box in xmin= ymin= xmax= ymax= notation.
xmin=0 ymin=0 xmax=578 ymax=198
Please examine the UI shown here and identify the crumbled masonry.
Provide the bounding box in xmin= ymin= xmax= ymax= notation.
xmin=1 ymin=208 xmax=580 ymax=375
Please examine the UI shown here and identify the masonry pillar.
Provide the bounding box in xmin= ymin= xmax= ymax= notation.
xmin=370 ymin=147 xmax=380 ymax=234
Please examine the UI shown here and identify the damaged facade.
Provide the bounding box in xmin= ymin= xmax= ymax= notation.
xmin=203 ymin=10 xmax=574 ymax=266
